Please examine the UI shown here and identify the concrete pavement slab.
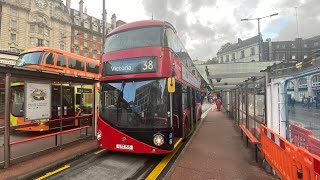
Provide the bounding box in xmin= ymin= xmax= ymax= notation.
xmin=168 ymin=108 xmax=276 ymax=180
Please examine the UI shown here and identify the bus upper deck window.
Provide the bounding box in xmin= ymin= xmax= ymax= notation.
xmin=43 ymin=53 xmax=54 ymax=65
xmin=86 ymin=63 xmax=99 ymax=74
xmin=57 ymin=55 xmax=66 ymax=67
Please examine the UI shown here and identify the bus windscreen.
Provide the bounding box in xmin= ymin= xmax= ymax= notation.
xmin=104 ymin=26 xmax=162 ymax=53
xmin=16 ymin=52 xmax=42 ymax=67
xmin=100 ymin=79 xmax=169 ymax=129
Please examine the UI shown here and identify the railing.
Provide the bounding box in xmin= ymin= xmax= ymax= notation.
xmin=0 ymin=114 xmax=93 ymax=167
xmin=290 ymin=124 xmax=313 ymax=151
xmin=261 ymin=125 xmax=320 ymax=180
xmin=0 ymin=114 xmax=92 ymax=132
xmin=0 ymin=125 xmax=92 ymax=165
xmin=290 ymin=124 xmax=320 ymax=157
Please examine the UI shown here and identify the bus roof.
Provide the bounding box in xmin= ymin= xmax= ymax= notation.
xmin=108 ymin=20 xmax=176 ymax=36
xmin=22 ymin=47 xmax=99 ymax=65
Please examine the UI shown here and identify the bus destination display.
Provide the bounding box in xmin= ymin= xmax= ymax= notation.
xmin=103 ymin=56 xmax=157 ymax=76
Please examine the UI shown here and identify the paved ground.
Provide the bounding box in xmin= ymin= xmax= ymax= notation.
xmin=0 ymin=139 xmax=97 ymax=179
xmin=168 ymin=107 xmax=276 ymax=180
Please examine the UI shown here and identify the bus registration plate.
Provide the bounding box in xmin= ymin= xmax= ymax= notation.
xmin=116 ymin=144 xmax=133 ymax=150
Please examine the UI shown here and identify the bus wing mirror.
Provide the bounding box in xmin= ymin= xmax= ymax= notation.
xmin=167 ymin=78 xmax=175 ymax=93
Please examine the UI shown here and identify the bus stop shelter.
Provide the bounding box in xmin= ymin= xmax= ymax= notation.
xmin=0 ymin=64 xmax=98 ymax=168
xmin=195 ymin=61 xmax=280 ymax=139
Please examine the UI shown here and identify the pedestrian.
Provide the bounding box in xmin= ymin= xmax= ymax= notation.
xmin=308 ymin=96 xmax=312 ymax=108
xmin=314 ymin=96 xmax=318 ymax=108
xmin=216 ymin=97 xmax=222 ymax=111
xmin=291 ymin=97 xmax=295 ymax=107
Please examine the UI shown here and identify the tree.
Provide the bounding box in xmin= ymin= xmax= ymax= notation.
xmin=219 ymin=42 xmax=232 ymax=52
xmin=204 ymin=57 xmax=218 ymax=64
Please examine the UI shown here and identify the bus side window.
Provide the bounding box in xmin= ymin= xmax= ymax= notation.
xmin=181 ymin=85 xmax=188 ymax=109
xmin=57 ymin=55 xmax=66 ymax=67
xmin=69 ymin=58 xmax=84 ymax=71
xmin=68 ymin=58 xmax=77 ymax=69
xmin=76 ymin=60 xmax=84 ymax=71
xmin=86 ymin=63 xmax=99 ymax=74
xmin=43 ymin=53 xmax=54 ymax=65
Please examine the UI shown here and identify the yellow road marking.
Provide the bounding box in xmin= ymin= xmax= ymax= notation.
xmin=146 ymin=138 xmax=183 ymax=180
xmin=174 ymin=138 xmax=183 ymax=149
xmin=201 ymin=105 xmax=213 ymax=119
xmin=146 ymin=105 xmax=212 ymax=180
xmin=94 ymin=149 xmax=106 ymax=154
xmin=35 ymin=165 xmax=70 ymax=180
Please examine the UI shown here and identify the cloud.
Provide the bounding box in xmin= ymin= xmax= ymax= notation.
xmin=69 ymin=0 xmax=320 ymax=61
xmin=268 ymin=0 xmax=320 ymax=39
xmin=188 ymin=0 xmax=218 ymax=11
xmin=142 ymin=0 xmax=233 ymax=60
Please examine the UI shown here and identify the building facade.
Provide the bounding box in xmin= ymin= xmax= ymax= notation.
xmin=217 ymin=35 xmax=261 ymax=64
xmin=267 ymin=36 xmax=320 ymax=63
xmin=0 ymin=0 xmax=125 ymax=61
xmin=269 ymin=50 xmax=320 ymax=102
xmin=68 ymin=0 xmax=125 ymax=60
xmin=0 ymin=0 xmax=72 ymax=52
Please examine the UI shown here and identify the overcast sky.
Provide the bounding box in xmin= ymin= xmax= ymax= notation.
xmin=67 ymin=0 xmax=320 ymax=61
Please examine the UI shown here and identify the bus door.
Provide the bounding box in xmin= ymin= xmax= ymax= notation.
xmin=51 ymin=86 xmax=75 ymax=128
xmin=75 ymin=86 xmax=94 ymax=126
xmin=172 ymin=83 xmax=183 ymax=138
xmin=189 ymin=88 xmax=196 ymax=126
xmin=181 ymin=85 xmax=190 ymax=137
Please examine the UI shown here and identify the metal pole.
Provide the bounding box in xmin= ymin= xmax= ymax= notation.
xmin=245 ymin=84 xmax=249 ymax=128
xmin=258 ymin=18 xmax=261 ymax=62
xmin=238 ymin=88 xmax=240 ymax=126
xmin=170 ymin=93 xmax=173 ymax=127
xmin=241 ymin=88 xmax=244 ymax=125
xmin=279 ymin=81 xmax=288 ymax=139
xmin=253 ymin=87 xmax=256 ymax=136
xmin=92 ymin=82 xmax=96 ymax=139
xmin=230 ymin=91 xmax=233 ymax=118
xmin=59 ymin=83 xmax=63 ymax=147
xmin=264 ymin=73 xmax=268 ymax=125
xmin=235 ymin=89 xmax=237 ymax=123
xmin=102 ymin=0 xmax=106 ymax=52
xmin=4 ymin=73 xmax=11 ymax=168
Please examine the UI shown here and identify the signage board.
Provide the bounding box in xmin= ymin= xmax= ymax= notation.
xmin=182 ymin=66 xmax=201 ymax=89
xmin=25 ymin=82 xmax=51 ymax=120
xmin=102 ymin=56 xmax=157 ymax=76
xmin=77 ymin=88 xmax=93 ymax=93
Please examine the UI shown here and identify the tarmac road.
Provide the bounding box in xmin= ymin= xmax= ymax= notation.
xmin=30 ymin=103 xmax=212 ymax=180
xmin=37 ymin=150 xmax=163 ymax=180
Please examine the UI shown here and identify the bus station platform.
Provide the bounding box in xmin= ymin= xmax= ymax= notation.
xmin=0 ymin=139 xmax=97 ymax=179
xmin=167 ymin=106 xmax=276 ymax=180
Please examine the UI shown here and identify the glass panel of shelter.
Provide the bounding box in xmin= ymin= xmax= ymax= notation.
xmin=247 ymin=83 xmax=255 ymax=134
xmin=288 ymin=73 xmax=320 ymax=150
xmin=254 ymin=78 xmax=266 ymax=139
xmin=8 ymin=76 xmax=94 ymax=150
xmin=240 ymin=86 xmax=246 ymax=126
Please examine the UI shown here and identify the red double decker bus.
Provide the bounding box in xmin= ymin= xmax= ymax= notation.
xmin=97 ymin=20 xmax=204 ymax=154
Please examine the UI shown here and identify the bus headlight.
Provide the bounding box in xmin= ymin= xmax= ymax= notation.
xmin=153 ymin=134 xmax=164 ymax=146
xmin=97 ymin=130 xmax=102 ymax=141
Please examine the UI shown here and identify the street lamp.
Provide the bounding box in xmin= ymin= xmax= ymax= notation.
xmin=241 ymin=13 xmax=278 ymax=61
